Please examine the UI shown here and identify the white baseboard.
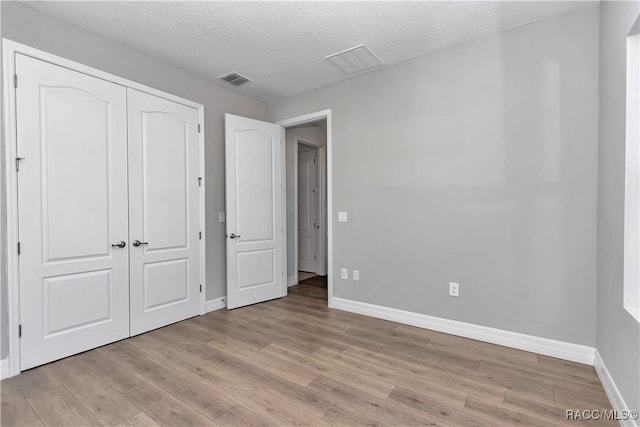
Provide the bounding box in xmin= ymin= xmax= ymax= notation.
xmin=1 ymin=358 xmax=9 ymax=380
xmin=331 ymin=297 xmax=595 ymax=365
xmin=288 ymin=276 xmax=298 ymax=287
xmin=205 ymin=297 xmax=226 ymax=313
xmin=595 ymin=350 xmax=638 ymax=427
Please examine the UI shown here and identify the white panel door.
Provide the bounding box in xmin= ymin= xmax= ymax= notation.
xmin=298 ymin=149 xmax=318 ymax=273
xmin=16 ymin=54 xmax=130 ymax=370
xmin=127 ymin=89 xmax=201 ymax=335
xmin=225 ymin=114 xmax=284 ymax=309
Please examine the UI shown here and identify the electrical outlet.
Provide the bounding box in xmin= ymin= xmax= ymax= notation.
xmin=352 ymin=270 xmax=359 ymax=280
xmin=341 ymin=268 xmax=348 ymax=280
xmin=449 ymin=282 xmax=459 ymax=297
xmin=338 ymin=211 xmax=348 ymax=222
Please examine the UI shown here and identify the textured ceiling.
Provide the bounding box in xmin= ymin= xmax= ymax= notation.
xmin=26 ymin=1 xmax=594 ymax=102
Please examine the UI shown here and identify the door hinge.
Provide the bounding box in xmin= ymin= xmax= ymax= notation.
xmin=14 ymin=74 xmax=18 ymax=88
xmin=199 ymin=284 xmax=202 ymax=293
xmin=198 ymin=124 xmax=201 ymax=133
xmin=18 ymin=324 xmax=22 ymax=338
xmin=314 ymin=254 xmax=317 ymax=260
xmin=16 ymin=157 xmax=25 ymax=172
xmin=313 ymin=158 xmax=316 ymax=164
xmin=17 ymin=242 xmax=21 ymax=255
xmin=199 ymin=231 xmax=202 ymax=240
xmin=198 ymin=177 xmax=202 ymax=187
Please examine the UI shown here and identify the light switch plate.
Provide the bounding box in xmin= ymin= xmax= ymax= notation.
xmin=218 ymin=212 xmax=226 ymax=223
xmin=352 ymin=270 xmax=359 ymax=281
xmin=338 ymin=211 xmax=348 ymax=222
xmin=341 ymin=268 xmax=348 ymax=279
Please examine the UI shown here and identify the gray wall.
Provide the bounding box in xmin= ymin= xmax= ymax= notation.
xmin=597 ymin=0 xmax=640 ymax=410
xmin=0 ymin=1 xmax=267 ymax=359
xmin=284 ymin=126 xmax=327 ymax=281
xmin=269 ymin=6 xmax=600 ymax=346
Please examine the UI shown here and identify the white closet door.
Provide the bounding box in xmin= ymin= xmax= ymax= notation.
xmin=16 ymin=54 xmax=130 ymax=370
xmin=127 ymin=89 xmax=201 ymax=335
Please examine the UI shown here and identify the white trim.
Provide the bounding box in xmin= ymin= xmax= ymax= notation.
xmin=595 ymin=350 xmax=638 ymax=427
xmin=205 ymin=297 xmax=227 ymax=313
xmin=3 ymin=39 xmax=206 ymax=376
xmin=277 ymin=110 xmax=333 ymax=308
xmin=280 ymin=128 xmax=288 ymax=299
xmin=0 ymin=359 xmax=9 ymax=380
xmin=293 ymin=139 xmax=299 ymax=279
xmin=316 ymin=146 xmax=328 ymax=276
xmin=288 ymin=276 xmax=298 ymax=287
xmin=4 ymin=39 xmax=22 ymax=378
xmin=332 ymin=297 xmax=596 ymax=365
xmin=6 ymin=40 xmax=202 ymax=109
xmin=198 ymin=107 xmax=206 ymax=315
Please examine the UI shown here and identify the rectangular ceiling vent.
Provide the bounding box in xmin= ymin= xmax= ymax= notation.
xmin=218 ymin=72 xmax=252 ymax=86
xmin=325 ymin=44 xmax=382 ymax=75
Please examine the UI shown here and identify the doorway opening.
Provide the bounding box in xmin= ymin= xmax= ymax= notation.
xmin=284 ymin=120 xmax=328 ymax=289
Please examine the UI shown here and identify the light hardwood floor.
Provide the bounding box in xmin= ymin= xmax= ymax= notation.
xmin=1 ymin=276 xmax=614 ymax=426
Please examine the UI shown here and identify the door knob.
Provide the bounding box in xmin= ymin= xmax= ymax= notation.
xmin=229 ymin=233 xmax=240 ymax=239
xmin=132 ymin=240 xmax=148 ymax=247
xmin=111 ymin=241 xmax=126 ymax=248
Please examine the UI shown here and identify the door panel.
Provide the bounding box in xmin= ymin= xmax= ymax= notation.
xmin=237 ymin=250 xmax=275 ymax=289
xmin=142 ymin=112 xmax=188 ymax=250
xmin=128 ymin=89 xmax=200 ymax=335
xmin=17 ymin=54 xmax=130 ymax=370
xmin=143 ymin=259 xmax=189 ymax=310
xmin=225 ymin=114 xmax=284 ymax=309
xmin=236 ymin=132 xmax=275 ymax=242
xmin=43 ymin=88 xmax=112 ymax=261
xmin=298 ymin=149 xmax=318 ymax=273
xmin=44 ymin=270 xmax=112 ymax=335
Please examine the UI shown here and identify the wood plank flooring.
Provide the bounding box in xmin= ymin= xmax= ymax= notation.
xmin=1 ymin=276 xmax=614 ymax=426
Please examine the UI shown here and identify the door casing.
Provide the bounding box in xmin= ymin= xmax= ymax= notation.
xmin=2 ymin=39 xmax=206 ymax=378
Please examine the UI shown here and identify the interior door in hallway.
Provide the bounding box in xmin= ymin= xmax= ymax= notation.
xmin=16 ymin=54 xmax=130 ymax=370
xmin=225 ymin=114 xmax=285 ymax=309
xmin=127 ymin=89 xmax=201 ymax=335
xmin=298 ymin=148 xmax=318 ymax=273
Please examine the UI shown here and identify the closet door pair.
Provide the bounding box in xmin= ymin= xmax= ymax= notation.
xmin=16 ymin=54 xmax=201 ymax=370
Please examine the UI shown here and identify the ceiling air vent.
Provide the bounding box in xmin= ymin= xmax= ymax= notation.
xmin=218 ymin=72 xmax=252 ymax=86
xmin=325 ymin=44 xmax=382 ymax=75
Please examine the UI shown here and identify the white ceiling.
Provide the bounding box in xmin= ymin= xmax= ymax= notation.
xmin=26 ymin=1 xmax=595 ymax=103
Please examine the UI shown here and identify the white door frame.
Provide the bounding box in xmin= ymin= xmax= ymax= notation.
xmin=277 ymin=110 xmax=333 ymax=307
xmin=2 ymin=39 xmax=207 ymax=378
xmin=293 ymin=140 xmax=327 ymax=278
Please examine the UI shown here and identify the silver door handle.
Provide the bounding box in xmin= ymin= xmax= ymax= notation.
xmin=132 ymin=240 xmax=148 ymax=247
xmin=111 ymin=241 xmax=126 ymax=248
xmin=229 ymin=233 xmax=240 ymax=239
